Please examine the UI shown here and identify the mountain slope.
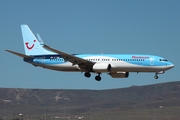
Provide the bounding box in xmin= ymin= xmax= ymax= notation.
xmin=1 ymin=81 xmax=180 ymax=108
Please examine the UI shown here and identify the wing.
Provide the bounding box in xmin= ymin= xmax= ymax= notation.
xmin=43 ymin=45 xmax=94 ymax=71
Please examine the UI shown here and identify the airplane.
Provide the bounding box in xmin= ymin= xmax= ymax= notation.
xmin=6 ymin=25 xmax=174 ymax=81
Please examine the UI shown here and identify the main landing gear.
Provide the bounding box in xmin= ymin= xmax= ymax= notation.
xmin=84 ymin=72 xmax=101 ymax=81
xmin=95 ymin=74 xmax=101 ymax=81
xmin=84 ymin=72 xmax=91 ymax=78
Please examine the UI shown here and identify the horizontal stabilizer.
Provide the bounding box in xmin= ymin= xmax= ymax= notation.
xmin=6 ymin=50 xmax=33 ymax=58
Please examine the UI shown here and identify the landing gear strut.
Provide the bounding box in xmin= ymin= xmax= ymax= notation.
xmin=84 ymin=72 xmax=91 ymax=78
xmin=154 ymin=73 xmax=158 ymax=79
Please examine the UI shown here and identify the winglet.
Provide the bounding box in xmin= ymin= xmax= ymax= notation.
xmin=37 ymin=33 xmax=44 ymax=45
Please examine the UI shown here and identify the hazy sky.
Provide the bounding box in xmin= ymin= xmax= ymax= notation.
xmin=1 ymin=0 xmax=180 ymax=90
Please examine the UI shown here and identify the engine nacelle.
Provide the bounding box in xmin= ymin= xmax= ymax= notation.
xmin=93 ymin=63 xmax=111 ymax=72
xmin=109 ymin=72 xmax=129 ymax=78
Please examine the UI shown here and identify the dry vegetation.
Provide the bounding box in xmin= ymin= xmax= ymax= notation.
xmin=0 ymin=81 xmax=180 ymax=120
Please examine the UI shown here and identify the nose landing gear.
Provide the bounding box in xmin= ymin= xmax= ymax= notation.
xmin=154 ymin=71 xmax=165 ymax=79
xmin=154 ymin=75 xmax=158 ymax=79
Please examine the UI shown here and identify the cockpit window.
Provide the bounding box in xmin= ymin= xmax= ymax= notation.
xmin=159 ymin=59 xmax=168 ymax=61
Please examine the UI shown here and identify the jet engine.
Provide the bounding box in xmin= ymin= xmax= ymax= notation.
xmin=109 ymin=72 xmax=129 ymax=78
xmin=93 ymin=63 xmax=111 ymax=72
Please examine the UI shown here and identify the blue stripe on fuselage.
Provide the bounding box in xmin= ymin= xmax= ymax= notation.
xmin=23 ymin=54 xmax=170 ymax=66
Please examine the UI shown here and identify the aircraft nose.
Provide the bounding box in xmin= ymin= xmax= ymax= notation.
xmin=170 ymin=64 xmax=174 ymax=68
xmin=167 ymin=62 xmax=174 ymax=69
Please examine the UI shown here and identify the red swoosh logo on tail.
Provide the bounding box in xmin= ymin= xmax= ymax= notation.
xmin=25 ymin=40 xmax=36 ymax=50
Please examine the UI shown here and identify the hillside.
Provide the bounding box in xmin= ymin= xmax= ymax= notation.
xmin=0 ymin=81 xmax=180 ymax=119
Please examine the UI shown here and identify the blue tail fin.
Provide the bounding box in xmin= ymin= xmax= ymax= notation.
xmin=21 ymin=25 xmax=55 ymax=55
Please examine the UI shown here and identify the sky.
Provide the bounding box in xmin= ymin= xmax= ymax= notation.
xmin=0 ymin=0 xmax=180 ymax=90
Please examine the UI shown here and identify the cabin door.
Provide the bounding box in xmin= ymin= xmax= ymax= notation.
xmin=150 ymin=58 xmax=154 ymax=65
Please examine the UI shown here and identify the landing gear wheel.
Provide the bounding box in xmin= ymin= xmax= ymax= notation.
xmin=84 ymin=72 xmax=91 ymax=78
xmin=154 ymin=75 xmax=158 ymax=79
xmin=95 ymin=75 xmax=101 ymax=81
